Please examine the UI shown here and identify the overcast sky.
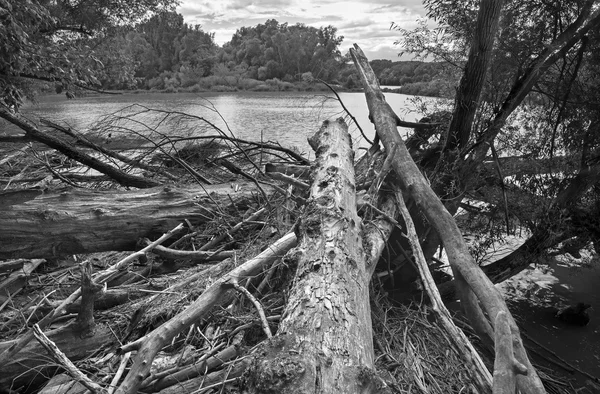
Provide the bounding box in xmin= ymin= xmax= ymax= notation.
xmin=177 ymin=0 xmax=429 ymax=61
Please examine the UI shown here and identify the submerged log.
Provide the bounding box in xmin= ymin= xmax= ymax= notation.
xmin=0 ymin=183 xmax=265 ymax=259
xmin=244 ymin=119 xmax=381 ymax=393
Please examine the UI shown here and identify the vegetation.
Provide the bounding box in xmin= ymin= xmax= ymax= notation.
xmin=1 ymin=2 xmax=450 ymax=98
xmin=1 ymin=0 xmax=600 ymax=393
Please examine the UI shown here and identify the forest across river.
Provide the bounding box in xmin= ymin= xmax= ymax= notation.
xmin=17 ymin=91 xmax=600 ymax=392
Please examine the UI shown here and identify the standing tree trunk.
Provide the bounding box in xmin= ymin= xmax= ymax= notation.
xmin=244 ymin=118 xmax=381 ymax=393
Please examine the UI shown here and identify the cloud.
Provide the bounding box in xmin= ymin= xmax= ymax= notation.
xmin=177 ymin=0 xmax=429 ymax=60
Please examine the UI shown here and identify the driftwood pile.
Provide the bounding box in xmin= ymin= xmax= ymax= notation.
xmin=0 ymin=46 xmax=574 ymax=394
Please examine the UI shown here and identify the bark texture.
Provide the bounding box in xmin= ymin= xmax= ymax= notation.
xmin=350 ymin=44 xmax=545 ymax=394
xmin=0 ymin=184 xmax=261 ymax=259
xmin=445 ymin=0 xmax=504 ymax=151
xmin=244 ymin=119 xmax=380 ymax=394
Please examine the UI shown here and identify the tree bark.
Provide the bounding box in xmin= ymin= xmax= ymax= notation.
xmin=0 ymin=184 xmax=264 ymax=259
xmin=350 ymin=44 xmax=545 ymax=393
xmin=244 ymin=119 xmax=381 ymax=393
xmin=445 ymin=0 xmax=504 ymax=151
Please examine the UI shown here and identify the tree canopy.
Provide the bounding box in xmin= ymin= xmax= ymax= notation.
xmin=0 ymin=0 xmax=178 ymax=108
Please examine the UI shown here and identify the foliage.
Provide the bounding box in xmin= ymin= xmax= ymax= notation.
xmin=221 ymin=19 xmax=344 ymax=82
xmin=0 ymin=0 xmax=177 ymax=109
xmin=395 ymin=0 xmax=600 ymax=258
xmin=370 ymin=59 xmax=459 ymax=97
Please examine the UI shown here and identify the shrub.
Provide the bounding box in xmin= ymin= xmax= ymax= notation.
xmin=249 ymin=84 xmax=271 ymax=91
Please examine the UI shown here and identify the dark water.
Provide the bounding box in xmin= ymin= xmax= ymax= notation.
xmin=499 ymin=254 xmax=600 ymax=391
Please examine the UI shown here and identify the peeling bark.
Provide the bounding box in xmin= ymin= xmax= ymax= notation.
xmin=0 ymin=184 xmax=264 ymax=259
xmin=350 ymin=44 xmax=545 ymax=393
xmin=244 ymin=119 xmax=382 ymax=394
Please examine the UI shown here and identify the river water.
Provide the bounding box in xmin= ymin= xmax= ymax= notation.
xmin=17 ymin=91 xmax=425 ymax=158
xmin=11 ymin=91 xmax=600 ymax=391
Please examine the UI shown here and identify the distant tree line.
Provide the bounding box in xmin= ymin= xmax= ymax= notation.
xmin=87 ymin=12 xmax=453 ymax=95
xmin=369 ymin=60 xmax=458 ymax=97
xmin=0 ymin=2 xmax=451 ymax=101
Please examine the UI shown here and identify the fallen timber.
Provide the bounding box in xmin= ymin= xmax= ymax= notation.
xmin=244 ymin=119 xmax=379 ymax=393
xmin=350 ymin=44 xmax=543 ymax=393
xmin=0 ymin=183 xmax=268 ymax=260
xmin=0 ymin=52 xmax=571 ymax=394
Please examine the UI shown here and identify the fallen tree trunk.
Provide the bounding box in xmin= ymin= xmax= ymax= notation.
xmin=350 ymin=44 xmax=545 ymax=393
xmin=244 ymin=119 xmax=381 ymax=393
xmin=0 ymin=183 xmax=266 ymax=259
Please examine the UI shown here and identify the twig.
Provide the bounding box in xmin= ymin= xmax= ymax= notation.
xmin=0 ymin=223 xmax=184 ymax=365
xmin=230 ymin=280 xmax=272 ymax=338
xmin=33 ymin=324 xmax=106 ymax=393
xmin=199 ymin=207 xmax=267 ymax=251
xmin=317 ymin=78 xmax=372 ymax=145
xmin=107 ymin=352 xmax=131 ymax=394
xmin=266 ymin=171 xmax=310 ymax=190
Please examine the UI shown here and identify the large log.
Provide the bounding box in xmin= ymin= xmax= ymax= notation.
xmin=350 ymin=45 xmax=546 ymax=393
xmin=244 ymin=119 xmax=380 ymax=393
xmin=0 ymin=183 xmax=264 ymax=259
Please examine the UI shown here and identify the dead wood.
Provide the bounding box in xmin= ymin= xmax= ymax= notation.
xmin=266 ymin=170 xmax=309 ymax=190
xmin=32 ymin=324 xmax=106 ymax=393
xmin=0 ymin=184 xmax=265 ymax=259
xmin=16 ymin=284 xmax=160 ymax=324
xmin=0 ymin=259 xmax=27 ymax=274
xmin=0 ymin=106 xmax=160 ymax=189
xmin=40 ymin=118 xmax=178 ymax=181
xmin=75 ymin=261 xmax=105 ymax=338
xmin=0 ymin=259 xmax=45 ymax=305
xmin=0 ymin=322 xmax=114 ymax=391
xmin=394 ymin=186 xmax=493 ymax=391
xmin=264 ymin=162 xmax=310 ymax=178
xmin=141 ymin=344 xmax=243 ymax=392
xmin=156 ymin=359 xmax=250 ymax=394
xmin=0 ymin=225 xmax=182 ymax=371
xmin=350 ymin=44 xmax=545 ymax=393
xmin=147 ymin=245 xmax=235 ymax=262
xmin=492 ymin=311 xmax=528 ymax=394
xmin=244 ymin=119 xmax=381 ymax=394
xmin=113 ymin=232 xmax=297 ymax=394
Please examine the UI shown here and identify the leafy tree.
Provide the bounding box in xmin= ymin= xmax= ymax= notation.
xmin=0 ymin=0 xmax=177 ymax=109
xmin=223 ymin=19 xmax=343 ymax=82
xmin=396 ymin=0 xmax=600 ymax=287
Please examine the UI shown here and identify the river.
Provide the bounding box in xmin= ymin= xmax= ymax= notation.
xmin=18 ymin=91 xmax=427 ymax=157
xmin=11 ymin=91 xmax=600 ymax=392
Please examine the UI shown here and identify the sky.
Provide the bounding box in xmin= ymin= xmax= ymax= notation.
xmin=177 ymin=0 xmax=429 ymax=61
